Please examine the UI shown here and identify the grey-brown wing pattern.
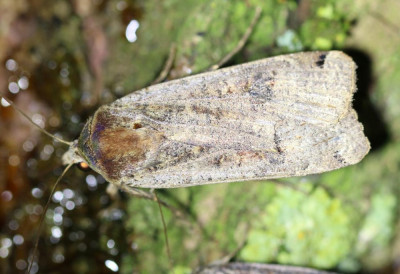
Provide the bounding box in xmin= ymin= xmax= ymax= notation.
xmin=78 ymin=51 xmax=369 ymax=188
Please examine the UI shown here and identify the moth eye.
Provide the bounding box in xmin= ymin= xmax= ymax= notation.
xmin=77 ymin=162 xmax=91 ymax=171
xmin=133 ymin=123 xmax=142 ymax=129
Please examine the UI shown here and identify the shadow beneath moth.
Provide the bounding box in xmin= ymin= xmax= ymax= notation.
xmin=62 ymin=51 xmax=370 ymax=189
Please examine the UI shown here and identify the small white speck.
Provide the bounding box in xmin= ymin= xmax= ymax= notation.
xmin=8 ymin=82 xmax=20 ymax=94
xmin=0 ymin=248 xmax=9 ymax=258
xmin=86 ymin=175 xmax=97 ymax=188
xmin=1 ymin=238 xmax=12 ymax=248
xmin=1 ymin=98 xmax=11 ymax=107
xmin=8 ymin=155 xmax=20 ymax=167
xmin=8 ymin=220 xmax=19 ymax=230
xmin=63 ymin=189 xmax=74 ymax=199
xmin=23 ymin=140 xmax=35 ymax=152
xmin=53 ymin=213 xmax=63 ymax=224
xmin=43 ymin=144 xmax=54 ymax=155
xmin=1 ymin=190 xmax=13 ymax=202
xmin=5 ymin=59 xmax=18 ymax=71
xmin=105 ymin=260 xmax=119 ymax=272
xmin=32 ymin=188 xmax=43 ymax=198
xmin=13 ymin=234 xmax=24 ymax=245
xmin=54 ymin=206 xmax=64 ymax=215
xmin=125 ymin=20 xmax=140 ymax=43
xmin=53 ymin=191 xmax=64 ymax=202
xmin=18 ymin=76 xmax=29 ymax=90
xmin=107 ymin=239 xmax=115 ymax=249
xmin=65 ymin=201 xmax=75 ymax=210
xmin=53 ymin=253 xmax=65 ymax=263
xmin=16 ymin=259 xmax=27 ymax=270
xmin=51 ymin=226 xmax=62 ymax=238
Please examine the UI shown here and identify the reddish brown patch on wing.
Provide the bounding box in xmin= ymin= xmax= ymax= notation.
xmin=87 ymin=107 xmax=164 ymax=181
xmin=98 ymin=128 xmax=144 ymax=160
xmin=96 ymin=127 xmax=163 ymax=180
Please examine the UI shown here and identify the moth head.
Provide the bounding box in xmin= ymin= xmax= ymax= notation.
xmin=72 ymin=116 xmax=100 ymax=173
xmin=69 ymin=110 xmax=165 ymax=182
xmin=61 ymin=139 xmax=86 ymax=166
xmin=61 ymin=118 xmax=94 ymax=170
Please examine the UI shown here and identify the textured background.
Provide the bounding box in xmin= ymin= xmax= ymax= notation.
xmin=0 ymin=0 xmax=399 ymax=273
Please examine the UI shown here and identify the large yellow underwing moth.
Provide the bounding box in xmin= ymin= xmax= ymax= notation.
xmin=61 ymin=51 xmax=370 ymax=189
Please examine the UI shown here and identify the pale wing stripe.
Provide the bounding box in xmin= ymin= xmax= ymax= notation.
xmin=117 ymin=100 xmax=342 ymax=125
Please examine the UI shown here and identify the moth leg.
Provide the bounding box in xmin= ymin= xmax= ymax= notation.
xmin=209 ymin=6 xmax=262 ymax=71
xmin=120 ymin=185 xmax=158 ymax=201
xmin=106 ymin=183 xmax=119 ymax=199
xmin=151 ymin=43 xmax=177 ymax=84
xmin=118 ymin=184 xmax=185 ymax=217
xmin=152 ymin=189 xmax=174 ymax=268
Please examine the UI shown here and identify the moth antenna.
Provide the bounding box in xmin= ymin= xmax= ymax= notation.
xmin=26 ymin=162 xmax=74 ymax=274
xmin=1 ymin=96 xmax=72 ymax=146
xmin=154 ymin=190 xmax=174 ymax=270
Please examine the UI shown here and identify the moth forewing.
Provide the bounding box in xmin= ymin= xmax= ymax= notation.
xmin=66 ymin=51 xmax=370 ymax=189
xmin=195 ymin=262 xmax=335 ymax=274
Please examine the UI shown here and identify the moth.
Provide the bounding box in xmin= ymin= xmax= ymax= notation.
xmin=60 ymin=51 xmax=370 ymax=189
xmin=3 ymin=51 xmax=369 ymax=273
xmin=195 ymin=262 xmax=334 ymax=274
